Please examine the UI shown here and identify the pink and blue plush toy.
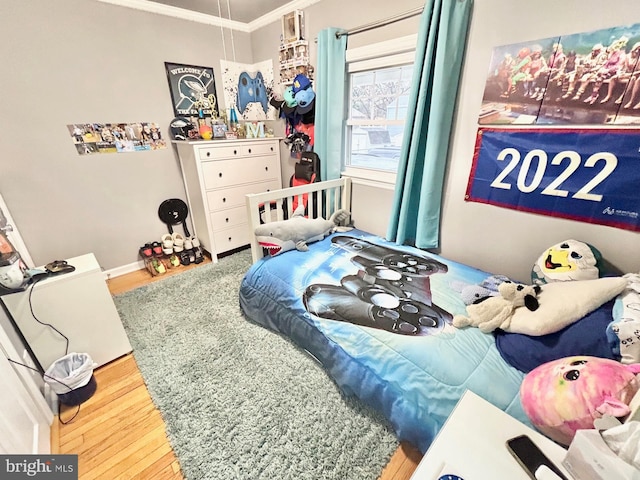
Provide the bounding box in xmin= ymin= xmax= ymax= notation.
xmin=520 ymin=355 xmax=640 ymax=446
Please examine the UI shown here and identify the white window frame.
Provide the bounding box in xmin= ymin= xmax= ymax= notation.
xmin=342 ymin=34 xmax=417 ymax=189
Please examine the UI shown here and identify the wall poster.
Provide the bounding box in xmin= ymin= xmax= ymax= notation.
xmin=164 ymin=62 xmax=219 ymax=118
xmin=466 ymin=128 xmax=640 ymax=232
xmin=220 ymin=59 xmax=278 ymax=121
xmin=479 ymin=22 xmax=640 ymax=125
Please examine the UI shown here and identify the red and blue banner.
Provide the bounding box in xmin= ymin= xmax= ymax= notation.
xmin=466 ymin=128 xmax=640 ymax=232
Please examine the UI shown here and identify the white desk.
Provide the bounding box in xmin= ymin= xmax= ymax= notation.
xmin=1 ymin=253 xmax=132 ymax=370
xmin=410 ymin=390 xmax=571 ymax=480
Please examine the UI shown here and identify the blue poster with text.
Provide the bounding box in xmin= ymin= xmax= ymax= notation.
xmin=466 ymin=128 xmax=640 ymax=232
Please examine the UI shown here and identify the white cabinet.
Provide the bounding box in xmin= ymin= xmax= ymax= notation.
xmin=410 ymin=390 xmax=571 ymax=479
xmin=174 ymin=138 xmax=282 ymax=261
xmin=1 ymin=253 xmax=132 ymax=371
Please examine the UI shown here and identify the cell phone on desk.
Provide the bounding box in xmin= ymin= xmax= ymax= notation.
xmin=506 ymin=435 xmax=569 ymax=480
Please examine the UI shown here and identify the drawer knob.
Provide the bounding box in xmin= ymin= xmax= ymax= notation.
xmin=265 ymin=166 xmax=268 ymax=171
xmin=218 ymin=172 xmax=223 ymax=178
xmin=228 ymin=237 xmax=232 ymax=242
xmin=225 ymin=218 xmax=229 ymax=223
xmin=206 ymin=152 xmax=211 ymax=157
xmin=248 ymin=148 xmax=252 ymax=153
xmin=233 ymin=149 xmax=237 ymax=155
xmin=222 ymin=197 xmax=226 ymax=203
xmin=270 ymin=147 xmax=274 ymax=151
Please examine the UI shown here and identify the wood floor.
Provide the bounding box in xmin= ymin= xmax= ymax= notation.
xmin=53 ymin=255 xmax=423 ymax=479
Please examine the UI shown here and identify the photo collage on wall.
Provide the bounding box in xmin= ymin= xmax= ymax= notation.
xmin=67 ymin=123 xmax=166 ymax=155
xmin=479 ymin=22 xmax=640 ymax=125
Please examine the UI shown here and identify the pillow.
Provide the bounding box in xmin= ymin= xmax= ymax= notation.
xmin=520 ymin=356 xmax=640 ymax=446
xmin=504 ymin=276 xmax=627 ymax=336
xmin=495 ymin=299 xmax=618 ymax=373
xmin=531 ymin=239 xmax=603 ymax=285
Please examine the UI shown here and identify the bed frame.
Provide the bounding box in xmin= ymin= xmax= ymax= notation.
xmin=245 ymin=177 xmax=352 ymax=262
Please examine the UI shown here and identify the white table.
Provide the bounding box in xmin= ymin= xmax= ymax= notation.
xmin=410 ymin=390 xmax=572 ymax=480
xmin=1 ymin=253 xmax=132 ymax=371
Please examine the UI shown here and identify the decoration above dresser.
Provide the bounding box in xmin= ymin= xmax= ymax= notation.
xmin=173 ymin=138 xmax=282 ymax=261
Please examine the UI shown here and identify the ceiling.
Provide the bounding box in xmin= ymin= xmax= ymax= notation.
xmin=147 ymin=0 xmax=298 ymax=24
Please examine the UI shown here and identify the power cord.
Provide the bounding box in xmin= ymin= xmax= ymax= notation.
xmin=27 ymin=276 xmax=69 ymax=357
xmin=9 ymin=275 xmax=78 ymax=423
xmin=7 ymin=358 xmax=81 ymax=424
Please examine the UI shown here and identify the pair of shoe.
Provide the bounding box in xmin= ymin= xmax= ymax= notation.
xmin=178 ymin=237 xmax=204 ymax=266
xmin=139 ymin=243 xmax=167 ymax=275
xmin=140 ymin=242 xmax=163 ymax=258
xmin=161 ymin=233 xmax=186 ymax=255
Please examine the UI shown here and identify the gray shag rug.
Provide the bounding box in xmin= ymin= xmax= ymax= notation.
xmin=114 ymin=249 xmax=399 ymax=480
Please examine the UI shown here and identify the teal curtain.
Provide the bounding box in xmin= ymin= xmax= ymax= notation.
xmin=315 ymin=28 xmax=347 ymax=181
xmin=387 ymin=0 xmax=473 ymax=248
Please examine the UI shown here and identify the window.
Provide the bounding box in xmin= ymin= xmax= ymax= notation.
xmin=343 ymin=35 xmax=417 ymax=186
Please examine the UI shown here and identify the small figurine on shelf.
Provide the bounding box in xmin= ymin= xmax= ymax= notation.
xmin=225 ymin=107 xmax=239 ymax=139
xmin=229 ymin=107 xmax=239 ymax=131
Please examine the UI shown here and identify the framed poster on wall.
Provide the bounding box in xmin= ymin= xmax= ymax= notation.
xmin=165 ymin=62 xmax=219 ymax=118
xmin=466 ymin=127 xmax=640 ymax=232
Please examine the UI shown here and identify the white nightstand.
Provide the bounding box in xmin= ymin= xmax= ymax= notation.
xmin=410 ymin=390 xmax=571 ymax=479
xmin=1 ymin=253 xmax=132 ymax=371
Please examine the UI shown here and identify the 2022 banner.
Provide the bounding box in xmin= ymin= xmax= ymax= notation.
xmin=466 ymin=128 xmax=640 ymax=232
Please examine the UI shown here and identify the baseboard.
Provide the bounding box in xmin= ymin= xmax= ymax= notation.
xmin=103 ymin=260 xmax=146 ymax=280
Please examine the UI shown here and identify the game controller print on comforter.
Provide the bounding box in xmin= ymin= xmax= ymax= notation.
xmin=239 ymin=230 xmax=529 ymax=453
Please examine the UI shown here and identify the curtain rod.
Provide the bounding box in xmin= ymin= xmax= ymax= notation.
xmin=335 ymin=6 xmax=424 ymax=39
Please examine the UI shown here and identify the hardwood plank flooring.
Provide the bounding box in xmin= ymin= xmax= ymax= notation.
xmin=54 ymin=254 xmax=423 ymax=479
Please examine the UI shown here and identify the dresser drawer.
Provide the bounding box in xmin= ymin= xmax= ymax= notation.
xmin=244 ymin=142 xmax=278 ymax=157
xmin=206 ymin=179 xmax=281 ymax=211
xmin=201 ymin=155 xmax=279 ymax=189
xmin=198 ymin=141 xmax=278 ymax=160
xmin=213 ymin=224 xmax=250 ymax=253
xmin=210 ymin=206 xmax=247 ymax=231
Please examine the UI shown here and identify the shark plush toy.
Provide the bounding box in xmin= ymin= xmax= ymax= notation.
xmin=254 ymin=206 xmax=352 ymax=256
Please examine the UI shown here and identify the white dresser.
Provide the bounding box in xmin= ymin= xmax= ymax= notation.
xmin=174 ymin=138 xmax=282 ymax=261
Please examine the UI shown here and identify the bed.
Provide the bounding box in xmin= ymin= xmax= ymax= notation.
xmin=239 ymin=178 xmax=629 ymax=453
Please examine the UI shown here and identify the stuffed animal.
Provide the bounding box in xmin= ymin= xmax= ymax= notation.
xmin=254 ymin=206 xmax=351 ymax=256
xmin=460 ymin=274 xmax=512 ymax=305
xmin=521 ymin=356 xmax=640 ymax=446
xmin=453 ymin=281 xmax=540 ymax=333
xmin=531 ymin=239 xmax=603 ymax=285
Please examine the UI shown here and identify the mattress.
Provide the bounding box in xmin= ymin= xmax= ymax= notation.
xmin=239 ymin=229 xmax=529 ymax=453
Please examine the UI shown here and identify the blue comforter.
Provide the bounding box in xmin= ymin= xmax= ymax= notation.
xmin=239 ymin=230 xmax=529 ymax=453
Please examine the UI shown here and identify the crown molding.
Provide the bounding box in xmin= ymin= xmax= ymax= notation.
xmin=96 ymin=0 xmax=322 ymax=33
xmin=96 ymin=0 xmax=250 ymax=31
xmin=247 ymin=0 xmax=322 ymax=31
